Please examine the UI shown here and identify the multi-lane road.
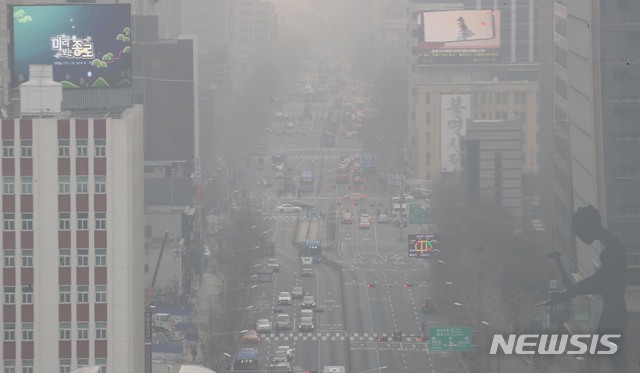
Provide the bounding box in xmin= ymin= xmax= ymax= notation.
xmin=226 ymin=94 xmax=462 ymax=373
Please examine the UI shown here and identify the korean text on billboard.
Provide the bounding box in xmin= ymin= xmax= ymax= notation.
xmin=440 ymin=94 xmax=470 ymax=173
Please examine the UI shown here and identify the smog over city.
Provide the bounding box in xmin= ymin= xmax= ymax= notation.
xmin=0 ymin=0 xmax=637 ymax=372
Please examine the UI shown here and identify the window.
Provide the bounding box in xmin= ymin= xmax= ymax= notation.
xmin=59 ymin=323 xmax=71 ymax=340
xmin=76 ymin=139 xmax=88 ymax=157
xmin=95 ymin=322 xmax=107 ymax=339
xmin=95 ymin=139 xmax=106 ymax=157
xmin=4 ymin=214 xmax=15 ymax=230
xmin=77 ymin=212 xmax=89 ymax=230
xmin=4 ymin=287 xmax=15 ymax=304
xmin=21 ymin=360 xmax=32 ymax=373
xmin=77 ymin=249 xmax=89 ymax=266
xmin=4 ymin=324 xmax=15 ymax=341
xmin=58 ymin=176 xmax=70 ymax=194
xmin=95 ymin=249 xmax=106 ymax=266
xmin=59 ymin=249 xmax=71 ymax=266
xmin=21 ymin=287 xmax=32 ymax=304
xmin=21 ymin=214 xmax=33 ymax=231
xmin=426 ymin=132 xmax=431 ymax=145
xmin=59 ymin=213 xmax=70 ymax=230
xmin=425 ymin=93 xmax=431 ymax=105
xmin=4 ymin=361 xmax=15 ymax=373
xmin=77 ymin=322 xmax=89 ymax=340
xmin=95 ymin=213 xmax=106 ymax=230
xmin=59 ymin=286 xmax=71 ymax=303
xmin=21 ymin=177 xmax=32 ymax=194
xmin=4 ymin=251 xmax=15 ymax=268
xmin=21 ymin=323 xmax=33 ymax=341
xmin=77 ymin=176 xmax=88 ymax=193
xmin=58 ymin=139 xmax=69 ymax=157
xmin=425 ymin=112 xmax=431 ymax=125
xmin=95 ymin=359 xmax=107 ymax=373
xmin=3 ymin=176 xmax=14 ymax=194
xmin=95 ymin=176 xmax=106 ymax=193
xmin=3 ymin=140 xmax=14 ymax=157
xmin=21 ymin=250 xmax=32 ymax=267
xmin=95 ymin=285 xmax=107 ymax=303
xmin=20 ymin=140 xmax=32 ymax=158
xmin=77 ymin=285 xmax=89 ymax=303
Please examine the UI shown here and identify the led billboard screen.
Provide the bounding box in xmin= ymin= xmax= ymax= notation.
xmin=418 ymin=10 xmax=500 ymax=64
xmin=10 ymin=4 xmax=131 ymax=89
xmin=408 ymin=234 xmax=437 ymax=258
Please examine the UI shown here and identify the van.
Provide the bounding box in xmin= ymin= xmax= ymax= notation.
xmin=301 ymin=263 xmax=314 ymax=277
xmin=153 ymin=313 xmax=174 ymax=331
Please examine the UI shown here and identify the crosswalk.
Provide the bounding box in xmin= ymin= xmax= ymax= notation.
xmin=271 ymin=146 xmax=362 ymax=154
xmin=259 ymin=331 xmax=433 ymax=344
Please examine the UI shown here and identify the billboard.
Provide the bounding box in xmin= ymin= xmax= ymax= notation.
xmin=408 ymin=234 xmax=437 ymax=258
xmin=440 ymin=94 xmax=471 ymax=172
xmin=417 ymin=10 xmax=500 ymax=64
xmin=10 ymin=4 xmax=131 ymax=89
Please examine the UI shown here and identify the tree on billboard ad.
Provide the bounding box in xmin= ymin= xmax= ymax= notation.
xmin=11 ymin=4 xmax=132 ymax=89
xmin=417 ymin=10 xmax=501 ymax=64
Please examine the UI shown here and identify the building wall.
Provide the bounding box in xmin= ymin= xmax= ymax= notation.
xmin=412 ymin=81 xmax=538 ymax=181
xmin=0 ymin=106 xmax=143 ymax=372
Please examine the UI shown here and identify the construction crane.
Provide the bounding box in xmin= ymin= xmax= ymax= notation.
xmin=144 ymin=230 xmax=170 ymax=373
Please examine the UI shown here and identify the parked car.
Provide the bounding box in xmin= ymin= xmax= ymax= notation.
xmin=266 ymin=258 xmax=280 ymax=272
xmin=242 ymin=330 xmax=260 ymax=343
xmin=301 ymin=295 xmax=316 ymax=309
xmin=291 ymin=286 xmax=306 ymax=299
xmin=255 ymin=318 xmax=272 ymax=333
xmin=277 ymin=292 xmax=292 ymax=305
xmin=276 ymin=204 xmax=302 ymax=213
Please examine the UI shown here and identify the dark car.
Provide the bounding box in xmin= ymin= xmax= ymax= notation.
xmin=421 ymin=298 xmax=436 ymax=314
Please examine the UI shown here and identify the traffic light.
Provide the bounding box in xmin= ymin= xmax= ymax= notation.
xmin=366 ymin=282 xmax=377 ymax=288
xmin=417 ymin=337 xmax=425 ymax=342
xmin=377 ymin=336 xmax=388 ymax=342
xmin=403 ymin=283 xmax=414 ymax=288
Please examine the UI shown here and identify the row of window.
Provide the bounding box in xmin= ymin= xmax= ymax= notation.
xmin=3 ymin=285 xmax=107 ymax=305
xmin=2 ymin=212 xmax=107 ymax=231
xmin=422 ymin=92 xmax=530 ymax=105
xmin=3 ymin=360 xmax=107 ymax=373
xmin=2 ymin=176 xmax=107 ymax=195
xmin=3 ymin=249 xmax=106 ymax=268
xmin=1 ymin=139 xmax=106 ymax=158
xmin=423 ymin=111 xmax=529 ymax=125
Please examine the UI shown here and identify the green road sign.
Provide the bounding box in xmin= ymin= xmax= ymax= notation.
xmin=428 ymin=327 xmax=472 ymax=351
xmin=409 ymin=204 xmax=432 ymax=224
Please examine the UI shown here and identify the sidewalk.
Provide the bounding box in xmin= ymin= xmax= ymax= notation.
xmin=186 ymin=271 xmax=224 ymax=364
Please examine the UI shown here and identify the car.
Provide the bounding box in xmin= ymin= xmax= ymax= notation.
xmin=391 ymin=194 xmax=415 ymax=202
xmin=275 ymin=314 xmax=292 ymax=330
xmin=267 ymin=361 xmax=293 ymax=372
xmin=360 ymin=213 xmax=371 ymax=220
xmin=421 ymin=298 xmax=437 ymax=314
xmin=272 ymin=346 xmax=294 ymax=363
xmin=300 ymin=257 xmax=313 ymax=265
xmin=299 ymin=316 xmax=315 ymax=331
xmin=359 ymin=218 xmax=371 ymax=229
xmin=301 ymin=295 xmax=316 ymax=309
xmin=242 ymin=329 xmax=260 ymax=343
xmin=352 ymin=175 xmax=363 ymax=184
xmin=266 ymin=258 xmax=280 ymax=272
xmin=342 ymin=212 xmax=353 ymax=224
xmin=286 ymin=121 xmax=295 ymax=129
xmin=277 ymin=292 xmax=292 ymax=305
xmin=276 ymin=204 xmax=302 ymax=213
xmin=342 ymin=192 xmax=367 ymax=201
xmin=291 ymin=286 xmax=306 ymax=299
xmin=377 ymin=214 xmax=389 ymax=223
xmin=289 ymin=200 xmax=314 ymax=210
xmin=256 ymin=318 xmax=272 ymax=333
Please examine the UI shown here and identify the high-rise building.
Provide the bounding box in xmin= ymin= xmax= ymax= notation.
xmin=1 ymin=68 xmax=144 ymax=372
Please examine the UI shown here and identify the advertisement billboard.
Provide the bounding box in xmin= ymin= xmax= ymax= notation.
xmin=440 ymin=94 xmax=471 ymax=173
xmin=417 ymin=10 xmax=501 ymax=64
xmin=10 ymin=4 xmax=131 ymax=89
xmin=408 ymin=233 xmax=437 ymax=258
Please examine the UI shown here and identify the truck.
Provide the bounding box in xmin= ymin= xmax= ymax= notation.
xmin=299 ymin=170 xmax=314 ymax=194
xmin=293 ymin=216 xmax=322 ymax=262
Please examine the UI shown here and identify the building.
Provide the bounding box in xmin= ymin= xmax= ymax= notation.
xmin=465 ymin=120 xmax=523 ymax=220
xmin=539 ymin=0 xmax=640 ymax=344
xmin=1 ymin=67 xmax=144 ymax=372
xmin=411 ymin=82 xmax=538 ymax=181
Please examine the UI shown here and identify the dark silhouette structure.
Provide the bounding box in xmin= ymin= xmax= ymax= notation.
xmin=543 ymin=205 xmax=627 ymax=370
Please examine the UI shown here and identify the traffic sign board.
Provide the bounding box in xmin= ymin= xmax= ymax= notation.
xmin=428 ymin=327 xmax=472 ymax=351
xmin=409 ymin=204 xmax=432 ymax=224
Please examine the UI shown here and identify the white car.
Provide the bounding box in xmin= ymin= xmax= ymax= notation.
xmin=277 ymin=292 xmax=292 ymax=305
xmin=391 ymin=194 xmax=415 ymax=202
xmin=266 ymin=258 xmax=280 ymax=272
xmin=256 ymin=318 xmax=272 ymax=333
xmin=276 ymin=204 xmax=302 ymax=213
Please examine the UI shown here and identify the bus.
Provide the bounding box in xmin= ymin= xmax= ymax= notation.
xmin=233 ymin=348 xmax=259 ymax=372
xmin=299 ymin=171 xmax=314 ymax=193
